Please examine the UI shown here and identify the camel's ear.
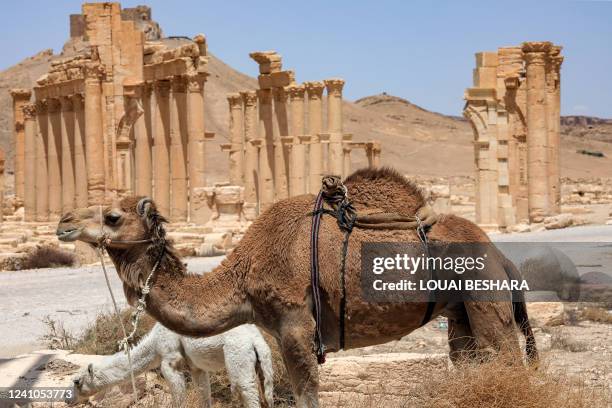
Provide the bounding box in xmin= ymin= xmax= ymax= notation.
xmin=137 ymin=197 xmax=153 ymax=217
xmin=87 ymin=363 xmax=93 ymax=377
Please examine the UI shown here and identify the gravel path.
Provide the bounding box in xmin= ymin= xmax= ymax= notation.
xmin=0 ymin=257 xmax=224 ymax=358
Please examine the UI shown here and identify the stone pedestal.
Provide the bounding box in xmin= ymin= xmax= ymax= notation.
xmin=324 ymin=79 xmax=345 ymax=176
xmin=204 ymin=184 xmax=248 ymax=233
xmin=22 ymin=104 xmax=37 ymax=221
xmin=153 ymin=80 xmax=171 ymax=217
xmin=305 ymin=82 xmax=325 ymax=193
xmin=523 ymin=42 xmax=552 ymax=222
xmin=9 ymin=89 xmax=32 ymax=203
xmin=227 ymin=93 xmax=244 ymax=186
xmin=170 ymin=76 xmax=188 ymax=221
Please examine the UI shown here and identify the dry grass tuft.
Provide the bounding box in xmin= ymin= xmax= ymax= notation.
xmin=22 ymin=245 xmax=76 ymax=269
xmin=579 ymin=306 xmax=612 ymax=324
xmin=550 ymin=332 xmax=589 ymax=352
xmin=72 ymin=308 xmax=156 ymax=355
xmin=39 ymin=315 xmax=77 ymax=350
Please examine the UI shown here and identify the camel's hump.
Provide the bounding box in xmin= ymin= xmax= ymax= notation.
xmin=343 ymin=167 xmax=426 ymax=217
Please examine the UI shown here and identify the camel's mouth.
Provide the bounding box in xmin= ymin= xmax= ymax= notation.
xmin=56 ymin=227 xmax=82 ymax=242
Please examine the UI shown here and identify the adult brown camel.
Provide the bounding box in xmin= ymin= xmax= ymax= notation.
xmin=57 ymin=167 xmax=537 ymax=408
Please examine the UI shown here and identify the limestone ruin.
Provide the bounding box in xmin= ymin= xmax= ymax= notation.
xmin=225 ymin=52 xmax=381 ymax=217
xmin=464 ymin=42 xmax=564 ymax=230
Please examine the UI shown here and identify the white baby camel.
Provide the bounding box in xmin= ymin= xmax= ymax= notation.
xmin=73 ymin=323 xmax=274 ymax=408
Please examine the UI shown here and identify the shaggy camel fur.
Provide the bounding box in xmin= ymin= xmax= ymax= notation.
xmin=57 ymin=167 xmax=537 ymax=408
xmin=72 ymin=324 xmax=273 ymax=407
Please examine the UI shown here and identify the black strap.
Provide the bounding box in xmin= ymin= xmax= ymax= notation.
xmin=310 ymin=192 xmax=326 ymax=364
xmin=417 ymin=219 xmax=436 ymax=327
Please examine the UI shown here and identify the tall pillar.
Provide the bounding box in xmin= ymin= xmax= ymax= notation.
xmin=0 ymin=149 xmax=4 ymax=222
xmin=46 ymin=98 xmax=62 ymax=220
xmin=72 ymin=94 xmax=88 ymax=209
xmin=22 ymin=103 xmax=37 ymax=221
xmin=153 ymin=80 xmax=171 ymax=217
xmin=372 ymin=141 xmax=382 ymax=167
xmin=324 ymin=79 xmax=345 ymax=176
xmin=84 ymin=64 xmax=106 ymax=205
xmin=170 ymin=76 xmax=188 ymax=221
xmin=257 ymin=89 xmax=275 ymax=209
xmin=227 ymin=93 xmax=244 ymax=186
xmin=34 ymin=100 xmax=49 ymax=221
xmin=186 ymin=74 xmax=209 ymax=223
xmin=9 ymin=89 xmax=31 ymax=203
xmin=272 ymin=87 xmax=289 ymax=199
xmin=342 ymin=134 xmax=353 ymax=177
xmin=134 ymin=84 xmax=152 ymax=197
xmin=547 ymin=46 xmax=563 ymax=213
xmin=60 ymin=96 xmax=75 ymax=213
xmin=522 ymin=41 xmax=552 ymax=222
xmin=241 ymin=91 xmax=259 ymax=216
xmin=288 ymin=85 xmax=306 ymax=196
xmin=305 ymin=82 xmax=325 ymax=193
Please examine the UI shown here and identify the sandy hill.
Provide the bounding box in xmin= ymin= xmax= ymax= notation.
xmin=1 ymin=48 xmax=611 ymax=185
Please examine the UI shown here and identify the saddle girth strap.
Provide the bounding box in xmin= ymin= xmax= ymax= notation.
xmin=310 ymin=192 xmax=327 ymax=364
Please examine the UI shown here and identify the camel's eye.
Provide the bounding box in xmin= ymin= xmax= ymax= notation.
xmin=105 ymin=213 xmax=122 ymax=225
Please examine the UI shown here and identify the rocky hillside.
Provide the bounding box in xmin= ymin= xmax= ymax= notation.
xmin=1 ymin=47 xmax=611 ymax=183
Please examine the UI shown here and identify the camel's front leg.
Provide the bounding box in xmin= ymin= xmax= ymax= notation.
xmin=160 ymin=354 xmax=187 ymax=408
xmin=279 ymin=314 xmax=320 ymax=408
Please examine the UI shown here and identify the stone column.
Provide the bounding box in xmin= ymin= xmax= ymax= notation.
xmin=241 ymin=91 xmax=259 ymax=217
xmin=288 ymin=85 xmax=306 ymax=196
xmin=547 ymin=46 xmax=563 ymax=213
xmin=153 ymin=80 xmax=171 ymax=217
xmin=305 ymin=82 xmax=325 ymax=193
xmin=227 ymin=93 xmax=244 ymax=186
xmin=257 ymin=89 xmax=275 ymax=209
xmin=72 ymin=94 xmax=88 ymax=209
xmin=35 ymin=100 xmax=49 ymax=221
xmin=134 ymin=83 xmax=152 ymax=197
xmin=324 ymin=79 xmax=345 ymax=176
xmin=84 ymin=64 xmax=106 ymax=205
xmin=170 ymin=76 xmax=188 ymax=221
xmin=22 ymin=103 xmax=37 ymax=221
xmin=342 ymin=134 xmax=353 ymax=177
xmin=47 ymin=98 xmax=62 ymax=220
xmin=0 ymin=149 xmax=4 ymax=222
xmin=522 ymin=41 xmax=552 ymax=222
xmin=9 ymin=89 xmax=31 ymax=203
xmin=372 ymin=141 xmax=382 ymax=167
xmin=272 ymin=87 xmax=289 ymax=199
xmin=60 ymin=96 xmax=75 ymax=213
xmin=186 ymin=74 xmax=209 ymax=223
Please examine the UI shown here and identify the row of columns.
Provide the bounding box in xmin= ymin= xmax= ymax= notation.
xmin=225 ymin=78 xmax=354 ymax=216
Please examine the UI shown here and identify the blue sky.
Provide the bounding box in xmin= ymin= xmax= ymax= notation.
xmin=1 ymin=1 xmax=611 ymax=117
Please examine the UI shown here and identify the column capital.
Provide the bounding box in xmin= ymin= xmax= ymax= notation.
xmin=324 ymin=78 xmax=345 ymax=96
xmin=256 ymin=88 xmax=273 ymax=104
xmin=154 ymin=79 xmax=171 ymax=97
xmin=10 ymin=88 xmax=32 ymax=101
xmin=71 ymin=93 xmax=84 ymax=107
xmin=35 ymin=100 xmax=48 ymax=114
xmin=249 ymin=51 xmax=282 ymax=74
xmin=22 ymin=103 xmax=37 ymax=119
xmin=241 ymin=91 xmax=258 ymax=107
xmin=286 ymin=84 xmax=305 ymax=100
xmin=171 ymin=75 xmax=188 ymax=93
xmin=59 ymin=96 xmax=73 ymax=111
xmin=83 ymin=62 xmax=105 ymax=81
xmin=47 ymin=98 xmax=61 ymax=113
xmin=186 ymin=73 xmax=207 ymax=93
xmin=304 ymin=81 xmax=325 ymax=100
xmin=227 ymin=93 xmax=243 ymax=108
xmin=522 ymin=42 xmax=552 ymax=65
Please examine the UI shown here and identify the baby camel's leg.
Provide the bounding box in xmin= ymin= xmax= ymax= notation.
xmin=278 ymin=312 xmax=319 ymax=408
xmin=224 ymin=343 xmax=260 ymax=408
xmin=160 ymin=354 xmax=187 ymax=408
xmin=191 ymin=369 xmax=211 ymax=408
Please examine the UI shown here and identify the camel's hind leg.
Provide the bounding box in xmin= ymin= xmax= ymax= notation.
xmin=463 ymin=300 xmax=521 ymax=360
xmin=445 ymin=302 xmax=478 ymax=365
xmin=278 ymin=312 xmax=319 ymax=408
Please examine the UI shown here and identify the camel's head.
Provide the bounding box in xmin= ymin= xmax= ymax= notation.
xmin=71 ymin=363 xmax=106 ymax=401
xmin=56 ymin=196 xmax=167 ymax=248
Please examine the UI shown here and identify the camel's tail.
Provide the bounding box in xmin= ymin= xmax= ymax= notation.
xmin=253 ymin=338 xmax=274 ymax=408
xmin=502 ymin=257 xmax=539 ymax=365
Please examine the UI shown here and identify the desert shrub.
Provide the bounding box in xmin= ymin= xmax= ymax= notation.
xmin=40 ymin=315 xmax=77 ymax=350
xmin=578 ymin=306 xmax=612 ymax=324
xmin=73 ymin=308 xmax=156 ymax=355
xmin=22 ymin=245 xmax=75 ymax=270
xmin=550 ymin=332 xmax=589 ymax=352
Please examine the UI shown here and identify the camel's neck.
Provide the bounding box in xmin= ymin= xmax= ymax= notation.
xmin=106 ymin=244 xmax=251 ymax=337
